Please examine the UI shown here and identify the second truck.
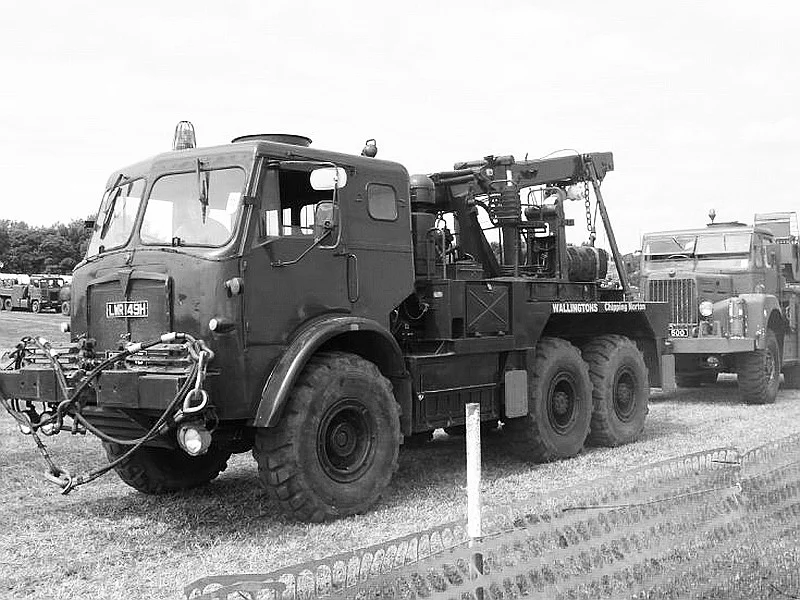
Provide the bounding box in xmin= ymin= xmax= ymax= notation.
xmin=0 ymin=125 xmax=672 ymax=521
xmin=641 ymin=211 xmax=800 ymax=404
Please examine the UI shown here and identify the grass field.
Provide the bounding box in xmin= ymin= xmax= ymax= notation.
xmin=1 ymin=311 xmax=799 ymax=599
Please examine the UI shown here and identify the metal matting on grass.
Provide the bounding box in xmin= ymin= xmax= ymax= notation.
xmin=185 ymin=434 xmax=800 ymax=600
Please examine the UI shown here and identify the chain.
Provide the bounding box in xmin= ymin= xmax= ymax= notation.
xmin=584 ymin=181 xmax=596 ymax=246
xmin=1 ymin=332 xmax=211 ymax=494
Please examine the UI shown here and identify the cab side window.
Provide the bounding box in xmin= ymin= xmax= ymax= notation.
xmin=259 ymin=168 xmax=330 ymax=238
xmin=367 ymin=183 xmax=398 ymax=221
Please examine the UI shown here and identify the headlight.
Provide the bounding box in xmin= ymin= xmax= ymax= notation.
xmin=699 ymin=300 xmax=713 ymax=318
xmin=177 ymin=423 xmax=212 ymax=456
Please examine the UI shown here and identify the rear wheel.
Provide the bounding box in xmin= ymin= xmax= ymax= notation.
xmin=30 ymin=299 xmax=40 ymax=313
xmin=103 ymin=443 xmax=231 ymax=493
xmin=581 ymin=335 xmax=649 ymax=447
xmin=253 ymin=352 xmax=401 ymax=522
xmin=61 ymin=301 xmax=70 ymax=316
xmin=506 ymin=337 xmax=592 ymax=462
xmin=737 ymin=330 xmax=780 ymax=404
xmin=3 ymin=299 xmax=11 ymax=311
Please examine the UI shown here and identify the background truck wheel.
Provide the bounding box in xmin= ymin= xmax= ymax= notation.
xmin=506 ymin=337 xmax=592 ymax=462
xmin=782 ymin=365 xmax=800 ymax=389
xmin=737 ymin=330 xmax=780 ymax=404
xmin=675 ymin=371 xmax=718 ymax=387
xmin=30 ymin=299 xmax=40 ymax=313
xmin=3 ymin=299 xmax=11 ymax=311
xmin=61 ymin=301 xmax=70 ymax=316
xmin=103 ymin=442 xmax=231 ymax=493
xmin=581 ymin=334 xmax=649 ymax=447
xmin=253 ymin=351 xmax=401 ymax=522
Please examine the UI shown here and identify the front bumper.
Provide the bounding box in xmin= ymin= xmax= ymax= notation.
xmin=0 ymin=366 xmax=187 ymax=410
xmin=668 ymin=337 xmax=756 ymax=354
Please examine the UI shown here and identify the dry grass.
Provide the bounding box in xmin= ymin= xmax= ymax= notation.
xmin=1 ymin=313 xmax=800 ymax=599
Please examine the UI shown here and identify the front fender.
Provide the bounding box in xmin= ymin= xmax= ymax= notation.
xmin=738 ymin=294 xmax=783 ymax=348
xmin=252 ymin=315 xmax=405 ymax=427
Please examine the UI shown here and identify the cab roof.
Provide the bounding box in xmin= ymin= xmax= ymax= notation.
xmin=643 ymin=223 xmax=774 ymax=239
xmin=105 ymin=138 xmax=409 ymax=189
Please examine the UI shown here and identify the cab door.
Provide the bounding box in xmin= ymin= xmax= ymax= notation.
xmin=243 ymin=162 xmax=349 ymax=347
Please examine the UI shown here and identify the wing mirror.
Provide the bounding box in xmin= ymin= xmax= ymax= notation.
xmin=314 ymin=201 xmax=339 ymax=241
xmin=310 ymin=167 xmax=347 ymax=191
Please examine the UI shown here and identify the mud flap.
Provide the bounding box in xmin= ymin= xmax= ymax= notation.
xmin=661 ymin=354 xmax=676 ymax=393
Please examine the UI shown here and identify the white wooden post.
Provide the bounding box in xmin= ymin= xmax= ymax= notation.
xmin=466 ymin=402 xmax=482 ymax=541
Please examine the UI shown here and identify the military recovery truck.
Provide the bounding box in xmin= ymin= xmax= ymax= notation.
xmin=640 ymin=211 xmax=800 ymax=404
xmin=0 ymin=275 xmax=65 ymax=313
xmin=0 ymin=124 xmax=672 ymax=521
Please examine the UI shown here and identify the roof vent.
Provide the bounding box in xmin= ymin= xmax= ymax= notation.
xmin=231 ymin=134 xmax=312 ymax=146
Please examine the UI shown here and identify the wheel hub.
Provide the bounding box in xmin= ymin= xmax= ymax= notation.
xmin=547 ymin=377 xmax=577 ymax=433
xmin=317 ymin=400 xmax=375 ymax=484
xmin=613 ymin=369 xmax=636 ymax=422
xmin=330 ymin=423 xmax=357 ymax=457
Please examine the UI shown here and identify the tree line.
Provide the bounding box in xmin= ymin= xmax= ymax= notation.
xmin=0 ymin=219 xmax=92 ymax=275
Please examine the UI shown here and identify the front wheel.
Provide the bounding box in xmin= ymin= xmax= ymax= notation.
xmin=506 ymin=337 xmax=592 ymax=462
xmin=103 ymin=442 xmax=231 ymax=493
xmin=61 ymin=301 xmax=70 ymax=316
xmin=3 ymin=298 xmax=11 ymax=311
xmin=253 ymin=352 xmax=401 ymax=522
xmin=30 ymin=299 xmax=40 ymax=313
xmin=582 ymin=335 xmax=649 ymax=447
xmin=737 ymin=330 xmax=780 ymax=404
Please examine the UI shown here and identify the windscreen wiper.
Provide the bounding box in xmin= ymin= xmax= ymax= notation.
xmin=196 ymin=159 xmax=209 ymax=224
xmin=99 ymin=173 xmax=129 ymax=239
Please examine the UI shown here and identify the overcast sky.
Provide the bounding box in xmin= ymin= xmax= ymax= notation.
xmin=1 ymin=0 xmax=798 ymax=252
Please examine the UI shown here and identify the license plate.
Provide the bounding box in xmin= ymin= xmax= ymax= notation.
xmin=669 ymin=327 xmax=690 ymax=338
xmin=106 ymin=301 xmax=149 ymax=318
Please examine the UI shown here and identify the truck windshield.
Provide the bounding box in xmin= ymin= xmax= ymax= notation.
xmin=643 ymin=232 xmax=752 ymax=258
xmin=642 ymin=234 xmax=696 ymax=258
xmin=694 ymin=232 xmax=751 ymax=255
xmin=140 ymin=167 xmax=245 ymax=247
xmin=643 ymin=231 xmax=754 ymax=271
xmin=86 ymin=178 xmax=145 ymax=257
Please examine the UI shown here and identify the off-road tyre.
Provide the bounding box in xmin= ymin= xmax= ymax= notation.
xmin=581 ymin=335 xmax=649 ymax=447
xmin=0 ymin=298 xmax=5 ymax=310
xmin=61 ymin=301 xmax=70 ymax=316
xmin=782 ymin=365 xmax=800 ymax=389
xmin=103 ymin=442 xmax=231 ymax=493
xmin=253 ymin=351 xmax=401 ymax=522
xmin=30 ymin=300 xmax=40 ymax=314
xmin=737 ymin=330 xmax=780 ymax=404
xmin=675 ymin=371 xmax=718 ymax=388
xmin=505 ymin=337 xmax=592 ymax=462
xmin=2 ymin=298 xmax=11 ymax=311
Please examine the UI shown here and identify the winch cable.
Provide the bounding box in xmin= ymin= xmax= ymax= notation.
xmin=0 ymin=332 xmax=212 ymax=494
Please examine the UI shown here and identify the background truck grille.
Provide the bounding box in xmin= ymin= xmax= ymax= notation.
xmin=648 ymin=278 xmax=697 ymax=325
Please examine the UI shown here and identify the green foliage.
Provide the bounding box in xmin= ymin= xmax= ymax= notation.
xmin=0 ymin=218 xmax=92 ymax=275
